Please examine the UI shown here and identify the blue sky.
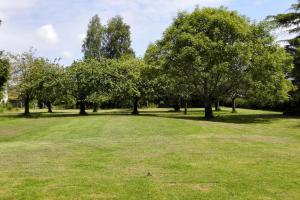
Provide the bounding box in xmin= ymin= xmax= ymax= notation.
xmin=0 ymin=0 xmax=296 ymax=65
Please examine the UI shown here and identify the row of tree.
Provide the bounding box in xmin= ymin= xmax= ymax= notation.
xmin=0 ymin=7 xmax=297 ymax=119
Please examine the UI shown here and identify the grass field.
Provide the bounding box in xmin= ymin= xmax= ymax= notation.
xmin=0 ymin=108 xmax=300 ymax=199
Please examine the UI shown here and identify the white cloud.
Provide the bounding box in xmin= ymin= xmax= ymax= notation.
xmin=63 ymin=51 xmax=72 ymax=58
xmin=36 ymin=24 xmax=59 ymax=44
xmin=0 ymin=0 xmax=234 ymax=65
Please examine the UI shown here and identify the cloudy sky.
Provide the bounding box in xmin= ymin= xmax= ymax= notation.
xmin=0 ymin=0 xmax=296 ymax=65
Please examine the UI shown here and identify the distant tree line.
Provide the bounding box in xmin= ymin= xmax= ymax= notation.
xmin=0 ymin=7 xmax=298 ymax=119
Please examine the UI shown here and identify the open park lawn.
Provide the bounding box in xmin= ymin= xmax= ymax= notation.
xmin=0 ymin=108 xmax=300 ymax=199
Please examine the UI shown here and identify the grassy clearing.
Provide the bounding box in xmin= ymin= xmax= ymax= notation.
xmin=0 ymin=108 xmax=300 ymax=199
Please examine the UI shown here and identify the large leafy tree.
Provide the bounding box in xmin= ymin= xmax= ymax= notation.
xmin=35 ymin=59 xmax=64 ymax=113
xmin=145 ymin=42 xmax=194 ymax=114
xmin=65 ymin=59 xmax=114 ymax=115
xmin=10 ymin=50 xmax=47 ymax=115
xmin=102 ymin=16 xmax=134 ymax=59
xmin=111 ymin=57 xmax=153 ymax=114
xmin=223 ymin=22 xmax=293 ymax=112
xmin=157 ymin=8 xmax=253 ymax=118
xmin=155 ymin=7 xmax=293 ymax=119
xmin=82 ymin=15 xmax=104 ymax=60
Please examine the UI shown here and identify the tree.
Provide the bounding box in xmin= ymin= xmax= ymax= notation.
xmin=145 ymin=42 xmax=194 ymax=114
xmin=244 ymin=24 xmax=294 ymax=107
xmin=82 ymin=15 xmax=104 ymax=60
xmin=10 ymin=50 xmax=46 ymax=115
xmin=112 ymin=57 xmax=153 ymax=114
xmin=270 ymin=0 xmax=300 ymax=114
xmin=65 ymin=59 xmax=113 ymax=115
xmin=102 ymin=16 xmax=134 ymax=59
xmin=144 ymin=43 xmax=176 ymax=111
xmin=35 ymin=59 xmax=64 ymax=113
xmin=155 ymin=7 xmax=293 ymax=119
xmin=0 ymin=53 xmax=10 ymax=92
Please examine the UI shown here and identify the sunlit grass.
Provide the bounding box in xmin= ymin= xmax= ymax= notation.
xmin=0 ymin=108 xmax=299 ymax=199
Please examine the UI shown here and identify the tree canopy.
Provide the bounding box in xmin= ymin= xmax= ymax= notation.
xmin=102 ymin=16 xmax=134 ymax=59
xmin=65 ymin=59 xmax=115 ymax=115
xmin=270 ymin=0 xmax=300 ymax=114
xmin=82 ymin=15 xmax=104 ymax=60
xmin=146 ymin=7 xmax=293 ymax=118
xmin=1 ymin=7 xmax=295 ymax=118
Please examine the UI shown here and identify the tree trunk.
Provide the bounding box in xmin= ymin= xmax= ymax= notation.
xmin=132 ymin=98 xmax=139 ymax=115
xmin=205 ymin=100 xmax=213 ymax=119
xmin=174 ymin=98 xmax=181 ymax=112
xmin=79 ymin=101 xmax=87 ymax=115
xmin=93 ymin=104 xmax=98 ymax=113
xmin=232 ymin=98 xmax=236 ymax=113
xmin=24 ymin=97 xmax=30 ymax=115
xmin=184 ymin=101 xmax=188 ymax=115
xmin=46 ymin=102 xmax=53 ymax=113
xmin=215 ymin=100 xmax=221 ymax=111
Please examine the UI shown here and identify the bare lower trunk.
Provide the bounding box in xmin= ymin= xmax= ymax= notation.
xmin=24 ymin=97 xmax=30 ymax=115
xmin=205 ymin=100 xmax=213 ymax=119
xmin=93 ymin=104 xmax=98 ymax=113
xmin=79 ymin=101 xmax=87 ymax=115
xmin=46 ymin=102 xmax=52 ymax=113
xmin=132 ymin=98 xmax=139 ymax=115
xmin=174 ymin=98 xmax=181 ymax=112
xmin=232 ymin=98 xmax=236 ymax=113
xmin=184 ymin=101 xmax=188 ymax=115
xmin=215 ymin=100 xmax=221 ymax=111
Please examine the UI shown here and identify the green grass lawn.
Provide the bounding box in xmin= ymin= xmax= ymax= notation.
xmin=0 ymin=108 xmax=300 ymax=199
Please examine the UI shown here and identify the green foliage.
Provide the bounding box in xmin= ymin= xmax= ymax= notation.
xmin=9 ymin=50 xmax=46 ymax=114
xmin=269 ymin=0 xmax=300 ymax=34
xmin=147 ymin=7 xmax=293 ymax=118
xmin=110 ymin=57 xmax=153 ymax=113
xmin=82 ymin=15 xmax=134 ymax=60
xmin=0 ymin=53 xmax=10 ymax=91
xmin=65 ymin=59 xmax=115 ymax=113
xmin=35 ymin=59 xmax=65 ymax=111
xmin=270 ymin=1 xmax=300 ymax=114
xmin=102 ymin=16 xmax=135 ymax=59
xmin=8 ymin=50 xmax=66 ymax=114
xmin=82 ymin=15 xmax=104 ymax=60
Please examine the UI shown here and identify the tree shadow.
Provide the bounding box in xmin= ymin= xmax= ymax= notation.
xmin=138 ymin=110 xmax=299 ymax=124
xmin=0 ymin=109 xmax=299 ymax=124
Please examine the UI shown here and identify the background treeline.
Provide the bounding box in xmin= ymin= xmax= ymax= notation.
xmin=0 ymin=5 xmax=299 ymax=119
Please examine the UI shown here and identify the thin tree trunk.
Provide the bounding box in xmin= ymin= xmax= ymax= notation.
xmin=215 ymin=100 xmax=221 ymax=111
xmin=132 ymin=98 xmax=139 ymax=115
xmin=24 ymin=97 xmax=30 ymax=115
xmin=232 ymin=97 xmax=236 ymax=113
xmin=93 ymin=103 xmax=98 ymax=113
xmin=205 ymin=100 xmax=213 ymax=119
xmin=174 ymin=98 xmax=181 ymax=112
xmin=79 ymin=101 xmax=87 ymax=115
xmin=184 ymin=100 xmax=188 ymax=115
xmin=46 ymin=102 xmax=53 ymax=113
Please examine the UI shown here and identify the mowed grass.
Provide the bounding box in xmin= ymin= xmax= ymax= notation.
xmin=0 ymin=108 xmax=300 ymax=200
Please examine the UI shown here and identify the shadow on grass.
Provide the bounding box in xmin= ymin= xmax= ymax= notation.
xmin=0 ymin=109 xmax=299 ymax=124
